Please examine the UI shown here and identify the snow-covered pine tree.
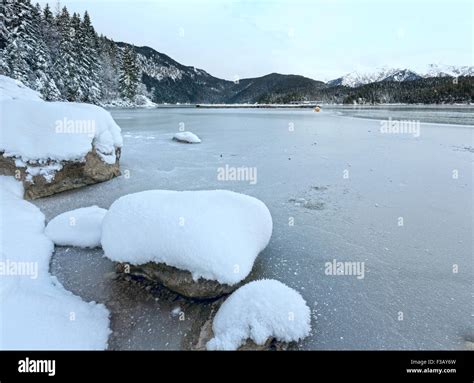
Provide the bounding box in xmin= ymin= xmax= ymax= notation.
xmin=79 ymin=11 xmax=100 ymax=103
xmin=98 ymin=35 xmax=120 ymax=102
xmin=0 ymin=0 xmax=15 ymax=73
xmin=30 ymin=2 xmax=60 ymax=100
xmin=56 ymin=7 xmax=80 ymax=101
xmin=38 ymin=2 xmax=61 ymax=100
xmin=119 ymin=44 xmax=139 ymax=101
xmin=2 ymin=0 xmax=35 ymax=85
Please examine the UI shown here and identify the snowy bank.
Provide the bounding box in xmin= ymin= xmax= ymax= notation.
xmin=173 ymin=131 xmax=201 ymax=144
xmin=0 ymin=176 xmax=110 ymax=349
xmin=45 ymin=206 xmax=107 ymax=248
xmin=0 ymin=75 xmax=43 ymax=102
xmin=0 ymin=75 xmax=123 ymax=199
xmin=101 ymin=95 xmax=157 ymax=109
xmin=102 ymin=190 xmax=272 ymax=288
xmin=206 ymin=280 xmax=311 ymax=350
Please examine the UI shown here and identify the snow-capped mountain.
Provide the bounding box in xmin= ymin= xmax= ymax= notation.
xmin=327 ymin=68 xmax=421 ymax=87
xmin=424 ymin=64 xmax=474 ymax=78
xmin=328 ymin=65 xmax=473 ymax=88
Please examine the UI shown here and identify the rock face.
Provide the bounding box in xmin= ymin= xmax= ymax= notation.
xmin=0 ymin=148 xmax=121 ymax=199
xmin=115 ymin=262 xmax=243 ymax=300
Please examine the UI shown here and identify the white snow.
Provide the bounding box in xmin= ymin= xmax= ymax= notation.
xmin=101 ymin=95 xmax=157 ymax=109
xmin=0 ymin=176 xmax=110 ymax=349
xmin=101 ymin=190 xmax=273 ymax=285
xmin=424 ymin=64 xmax=474 ymax=78
xmin=135 ymin=94 xmax=157 ymax=108
xmin=0 ymin=76 xmax=122 ymax=173
xmin=0 ymin=74 xmax=43 ymax=102
xmin=45 ymin=206 xmax=107 ymax=248
xmin=206 ymin=279 xmax=311 ymax=350
xmin=173 ymin=131 xmax=201 ymax=144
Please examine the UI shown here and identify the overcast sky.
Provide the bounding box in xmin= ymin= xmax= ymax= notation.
xmin=38 ymin=0 xmax=473 ymax=81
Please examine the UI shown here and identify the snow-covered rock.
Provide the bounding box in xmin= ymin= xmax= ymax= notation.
xmin=1 ymin=99 xmax=122 ymax=163
xmin=45 ymin=206 xmax=107 ymax=248
xmin=0 ymin=75 xmax=123 ymax=199
xmin=102 ymin=190 xmax=273 ymax=297
xmin=0 ymin=176 xmax=110 ymax=349
xmin=173 ymin=131 xmax=201 ymax=144
xmin=206 ymin=280 xmax=311 ymax=350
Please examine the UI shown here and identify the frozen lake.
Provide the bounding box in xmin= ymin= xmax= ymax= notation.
xmin=34 ymin=106 xmax=473 ymax=350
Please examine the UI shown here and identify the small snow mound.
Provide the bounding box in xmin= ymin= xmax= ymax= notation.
xmin=206 ymin=279 xmax=311 ymax=350
xmin=45 ymin=206 xmax=107 ymax=248
xmin=173 ymin=131 xmax=201 ymax=144
xmin=101 ymin=190 xmax=273 ymax=285
xmin=0 ymin=75 xmax=43 ymax=102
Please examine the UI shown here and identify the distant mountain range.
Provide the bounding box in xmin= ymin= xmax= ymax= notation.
xmin=121 ymin=42 xmax=473 ymax=104
xmin=121 ymin=43 xmax=326 ymax=104
xmin=3 ymin=2 xmax=471 ymax=106
xmin=327 ymin=65 xmax=474 ymax=88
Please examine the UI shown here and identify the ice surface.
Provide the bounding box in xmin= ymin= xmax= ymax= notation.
xmin=173 ymin=131 xmax=201 ymax=143
xmin=207 ymin=279 xmax=311 ymax=350
xmin=101 ymin=190 xmax=273 ymax=285
xmin=45 ymin=206 xmax=107 ymax=248
xmin=0 ymin=176 xmax=110 ymax=350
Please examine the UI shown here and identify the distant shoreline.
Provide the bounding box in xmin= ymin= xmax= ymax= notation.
xmin=105 ymin=103 xmax=474 ymax=110
xmin=196 ymin=104 xmax=319 ymax=109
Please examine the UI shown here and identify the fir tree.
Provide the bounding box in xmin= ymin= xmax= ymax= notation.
xmin=119 ymin=44 xmax=139 ymax=101
xmin=79 ymin=11 xmax=100 ymax=102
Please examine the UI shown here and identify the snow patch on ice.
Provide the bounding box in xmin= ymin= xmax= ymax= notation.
xmin=206 ymin=279 xmax=311 ymax=350
xmin=101 ymin=190 xmax=273 ymax=285
xmin=0 ymin=176 xmax=110 ymax=349
xmin=45 ymin=206 xmax=107 ymax=248
xmin=173 ymin=131 xmax=201 ymax=144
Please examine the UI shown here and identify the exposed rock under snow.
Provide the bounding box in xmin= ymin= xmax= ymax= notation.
xmin=101 ymin=190 xmax=273 ymax=296
xmin=173 ymin=131 xmax=201 ymax=144
xmin=116 ymin=262 xmax=246 ymax=299
xmin=206 ymin=280 xmax=311 ymax=350
xmin=0 ymin=176 xmax=110 ymax=350
xmin=45 ymin=206 xmax=107 ymax=248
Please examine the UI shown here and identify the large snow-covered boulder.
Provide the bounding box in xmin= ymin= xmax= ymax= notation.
xmin=205 ymin=280 xmax=311 ymax=350
xmin=45 ymin=206 xmax=107 ymax=248
xmin=102 ymin=190 xmax=273 ymax=299
xmin=0 ymin=75 xmax=122 ymax=199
